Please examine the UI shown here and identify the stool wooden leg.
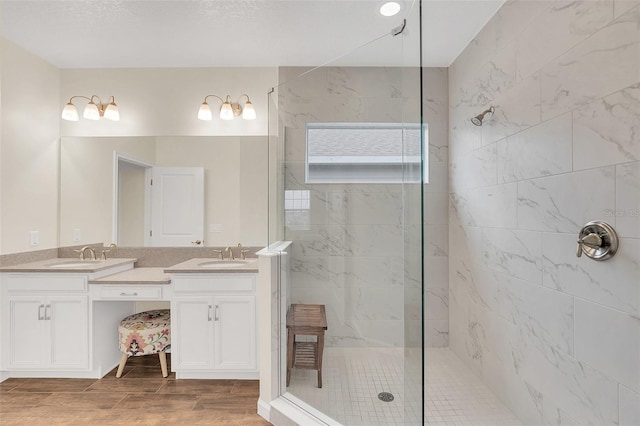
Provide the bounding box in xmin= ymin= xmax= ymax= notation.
xmin=115 ymin=353 xmax=128 ymax=378
xmin=286 ymin=329 xmax=294 ymax=386
xmin=159 ymin=352 xmax=168 ymax=378
xmin=317 ymin=332 xmax=325 ymax=388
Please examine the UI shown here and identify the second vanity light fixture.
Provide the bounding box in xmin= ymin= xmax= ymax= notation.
xmin=198 ymin=94 xmax=256 ymax=121
xmin=61 ymin=95 xmax=120 ymax=121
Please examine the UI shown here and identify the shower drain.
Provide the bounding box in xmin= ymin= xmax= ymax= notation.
xmin=378 ymin=392 xmax=395 ymax=402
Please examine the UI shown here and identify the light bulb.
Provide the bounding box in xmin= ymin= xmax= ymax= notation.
xmin=61 ymin=102 xmax=79 ymax=121
xmin=104 ymin=101 xmax=120 ymax=121
xmin=380 ymin=1 xmax=400 ymax=16
xmin=83 ymin=101 xmax=100 ymax=120
xmin=242 ymin=101 xmax=256 ymax=120
xmin=198 ymin=102 xmax=213 ymax=120
xmin=219 ymin=101 xmax=234 ymax=120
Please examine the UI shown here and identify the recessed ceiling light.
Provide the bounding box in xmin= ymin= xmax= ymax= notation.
xmin=380 ymin=1 xmax=401 ymax=17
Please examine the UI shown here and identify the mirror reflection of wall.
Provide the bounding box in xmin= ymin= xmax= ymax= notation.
xmin=60 ymin=136 xmax=268 ymax=248
xmin=117 ymin=159 xmax=148 ymax=246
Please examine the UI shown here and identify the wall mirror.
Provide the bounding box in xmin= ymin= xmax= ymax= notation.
xmin=59 ymin=136 xmax=268 ymax=248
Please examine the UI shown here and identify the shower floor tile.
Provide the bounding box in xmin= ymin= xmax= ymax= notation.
xmin=424 ymin=348 xmax=523 ymax=426
xmin=286 ymin=347 xmax=522 ymax=426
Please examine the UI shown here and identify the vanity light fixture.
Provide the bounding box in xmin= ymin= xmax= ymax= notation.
xmin=61 ymin=95 xmax=120 ymax=122
xmin=198 ymin=94 xmax=256 ymax=121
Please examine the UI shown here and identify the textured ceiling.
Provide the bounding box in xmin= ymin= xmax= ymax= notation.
xmin=0 ymin=0 xmax=504 ymax=68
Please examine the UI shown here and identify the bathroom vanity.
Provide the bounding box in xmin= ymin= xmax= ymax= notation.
xmin=165 ymin=258 xmax=258 ymax=379
xmin=0 ymin=257 xmax=259 ymax=380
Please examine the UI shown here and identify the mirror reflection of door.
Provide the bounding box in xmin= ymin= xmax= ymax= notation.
xmin=115 ymin=156 xmax=205 ymax=247
xmin=116 ymin=156 xmax=152 ymax=246
xmin=150 ymin=167 xmax=205 ymax=247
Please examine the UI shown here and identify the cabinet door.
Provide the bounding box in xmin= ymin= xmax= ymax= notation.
xmin=48 ymin=296 xmax=88 ymax=369
xmin=173 ymin=298 xmax=214 ymax=370
xmin=8 ymin=297 xmax=45 ymax=368
xmin=213 ymin=295 xmax=256 ymax=371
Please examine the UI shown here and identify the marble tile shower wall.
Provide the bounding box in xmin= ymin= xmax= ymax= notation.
xmin=278 ymin=67 xmax=448 ymax=348
xmin=423 ymin=68 xmax=450 ymax=347
xmin=448 ymin=1 xmax=640 ymax=425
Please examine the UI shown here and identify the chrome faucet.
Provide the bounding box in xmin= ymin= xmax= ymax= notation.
xmin=74 ymin=246 xmax=96 ymax=260
xmin=237 ymin=243 xmax=249 ymax=260
xmin=212 ymin=249 xmax=223 ymax=260
xmin=99 ymin=248 xmax=111 ymax=260
xmin=224 ymin=246 xmax=235 ymax=260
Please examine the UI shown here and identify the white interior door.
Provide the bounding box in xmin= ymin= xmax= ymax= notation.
xmin=150 ymin=167 xmax=204 ymax=247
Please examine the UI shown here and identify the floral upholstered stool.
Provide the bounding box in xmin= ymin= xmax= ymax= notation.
xmin=116 ymin=309 xmax=171 ymax=378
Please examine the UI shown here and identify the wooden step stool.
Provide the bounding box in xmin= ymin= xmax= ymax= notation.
xmin=286 ymin=304 xmax=327 ymax=388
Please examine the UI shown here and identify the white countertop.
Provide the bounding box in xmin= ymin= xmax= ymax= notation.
xmin=164 ymin=257 xmax=259 ymax=273
xmin=0 ymin=258 xmax=137 ymax=273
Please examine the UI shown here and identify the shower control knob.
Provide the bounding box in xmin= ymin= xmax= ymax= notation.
xmin=576 ymin=233 xmax=602 ymax=257
xmin=576 ymin=221 xmax=618 ymax=261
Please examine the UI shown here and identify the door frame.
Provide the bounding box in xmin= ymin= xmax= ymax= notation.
xmin=112 ymin=152 xmax=154 ymax=246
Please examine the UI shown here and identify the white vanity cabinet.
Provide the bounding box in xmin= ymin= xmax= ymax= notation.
xmin=2 ymin=275 xmax=89 ymax=371
xmin=171 ymin=273 xmax=257 ymax=379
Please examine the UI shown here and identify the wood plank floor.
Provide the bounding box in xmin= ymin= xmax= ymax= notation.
xmin=0 ymin=354 xmax=272 ymax=425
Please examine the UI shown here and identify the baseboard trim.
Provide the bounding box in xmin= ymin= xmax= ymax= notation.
xmin=257 ymin=398 xmax=271 ymax=421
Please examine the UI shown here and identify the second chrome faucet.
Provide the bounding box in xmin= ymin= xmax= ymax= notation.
xmin=224 ymin=246 xmax=235 ymax=260
xmin=215 ymin=244 xmax=249 ymax=261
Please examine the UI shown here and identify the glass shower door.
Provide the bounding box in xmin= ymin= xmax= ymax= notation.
xmin=267 ymin=2 xmax=424 ymax=423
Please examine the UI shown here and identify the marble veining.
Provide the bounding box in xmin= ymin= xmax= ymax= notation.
xmin=481 ymin=228 xmax=543 ymax=285
xmin=498 ymin=112 xmax=572 ymax=183
xmin=540 ymin=7 xmax=640 ymax=120
xmin=498 ymin=274 xmax=574 ymax=355
xmin=573 ymin=83 xmax=640 ymax=170
xmin=542 ymin=233 xmax=639 ymax=316
xmin=616 ymin=161 xmax=640 ymax=238
xmin=517 ymin=166 xmax=616 ymax=233
xmin=515 ymin=0 xmax=614 ymax=82
xmin=574 ymin=299 xmax=640 ymax=393
xmin=481 ymin=72 xmax=542 ymax=146
xmin=514 ymin=329 xmax=619 ymax=426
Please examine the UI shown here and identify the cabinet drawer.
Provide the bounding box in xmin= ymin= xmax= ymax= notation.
xmin=6 ymin=275 xmax=87 ymax=293
xmin=98 ymin=286 xmax=163 ymax=300
xmin=173 ymin=275 xmax=255 ymax=293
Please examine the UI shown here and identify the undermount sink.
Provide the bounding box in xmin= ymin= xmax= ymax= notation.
xmin=197 ymin=261 xmax=249 ymax=269
xmin=47 ymin=260 xmax=104 ymax=268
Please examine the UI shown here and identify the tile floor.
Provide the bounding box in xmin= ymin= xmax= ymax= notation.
xmin=0 ymin=354 xmax=271 ymax=426
xmin=424 ymin=348 xmax=523 ymax=426
xmin=287 ymin=347 xmax=523 ymax=426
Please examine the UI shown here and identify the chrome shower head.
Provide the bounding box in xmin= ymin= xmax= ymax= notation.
xmin=471 ymin=106 xmax=495 ymax=126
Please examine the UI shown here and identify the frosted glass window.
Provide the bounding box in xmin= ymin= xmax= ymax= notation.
xmin=285 ymin=190 xmax=311 ymax=230
xmin=305 ymin=122 xmax=427 ymax=183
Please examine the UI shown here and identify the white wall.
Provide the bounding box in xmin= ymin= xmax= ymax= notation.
xmin=118 ymin=162 xmax=146 ymax=246
xmin=0 ymin=38 xmax=60 ymax=255
xmin=60 ymin=67 xmax=277 ymax=137
xmin=448 ymin=1 xmax=640 ymax=425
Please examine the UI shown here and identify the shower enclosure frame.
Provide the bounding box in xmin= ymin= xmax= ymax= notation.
xmin=257 ymin=1 xmax=426 ymax=424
